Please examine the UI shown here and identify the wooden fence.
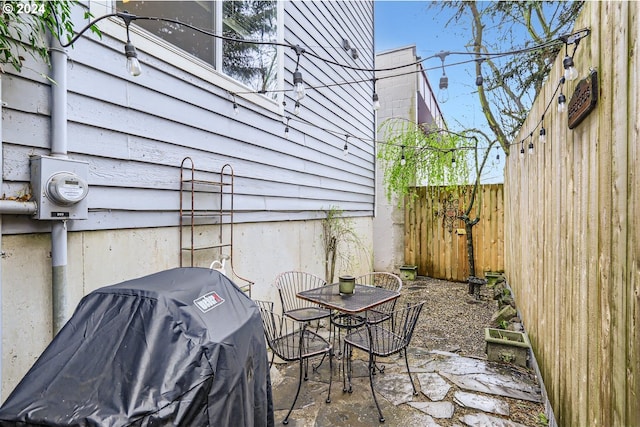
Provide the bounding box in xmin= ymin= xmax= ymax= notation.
xmin=404 ymin=184 xmax=504 ymax=282
xmin=504 ymin=2 xmax=639 ymax=426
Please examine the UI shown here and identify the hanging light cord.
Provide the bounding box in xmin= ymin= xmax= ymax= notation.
xmin=54 ymin=8 xmax=590 ymax=75
xmin=51 ymin=9 xmax=588 ymax=157
xmin=507 ymin=76 xmax=566 ymax=148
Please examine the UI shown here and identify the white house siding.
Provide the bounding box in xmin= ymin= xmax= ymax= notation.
xmin=0 ymin=1 xmax=374 ymax=398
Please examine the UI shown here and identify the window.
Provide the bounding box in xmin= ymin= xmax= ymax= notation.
xmin=115 ymin=1 xmax=278 ymax=97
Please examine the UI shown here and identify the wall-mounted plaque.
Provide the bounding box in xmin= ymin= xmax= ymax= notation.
xmin=568 ymin=69 xmax=598 ymax=129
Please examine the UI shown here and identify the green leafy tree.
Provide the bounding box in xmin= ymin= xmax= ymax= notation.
xmin=431 ymin=1 xmax=585 ymax=154
xmin=223 ymin=1 xmax=277 ymax=95
xmin=378 ymin=119 xmax=497 ymax=293
xmin=377 ymin=119 xmax=471 ymax=202
xmin=378 ymin=2 xmax=584 ymax=291
xmin=0 ymin=0 xmax=97 ymax=74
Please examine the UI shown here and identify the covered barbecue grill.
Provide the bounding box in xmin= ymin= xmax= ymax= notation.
xmin=0 ymin=267 xmax=273 ymax=427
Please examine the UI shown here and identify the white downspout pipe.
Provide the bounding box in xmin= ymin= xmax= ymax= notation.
xmin=49 ymin=36 xmax=69 ymax=336
xmin=1 ymin=73 xmax=4 ymax=401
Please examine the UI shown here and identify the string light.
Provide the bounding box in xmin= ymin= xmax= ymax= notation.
xmin=563 ymin=55 xmax=578 ymax=81
xmin=400 ymin=146 xmax=406 ymax=165
xmin=372 ymin=78 xmax=380 ymax=110
xmin=539 ymin=114 xmax=546 ymax=143
xmin=372 ymin=92 xmax=380 ymax=111
xmin=57 ymin=8 xmax=591 ymax=98
xmin=495 ymin=146 xmax=500 ymax=161
xmin=292 ymin=45 xmax=306 ymax=101
xmin=562 ymin=36 xmax=580 ymax=81
xmin=528 ymin=133 xmax=534 ymax=154
xmin=343 ymin=136 xmax=349 ymax=156
xmin=475 ymin=57 xmax=484 ymax=87
xmin=284 ymin=117 xmax=290 ymax=139
xmin=294 ymin=101 xmax=301 ymax=115
xmin=56 ymin=9 xmax=592 ymax=164
xmin=436 ymin=51 xmax=450 ymax=104
xmin=121 ymin=12 xmax=142 ymax=76
xmin=293 ymin=70 xmax=305 ymax=101
xmin=508 ymin=73 xmax=570 ymax=160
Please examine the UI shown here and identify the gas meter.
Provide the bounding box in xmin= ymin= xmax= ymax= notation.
xmin=30 ymin=156 xmax=89 ymax=220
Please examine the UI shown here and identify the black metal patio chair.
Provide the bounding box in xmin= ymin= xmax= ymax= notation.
xmin=357 ymin=272 xmax=403 ymax=324
xmin=256 ymin=300 xmax=333 ymax=425
xmin=330 ymin=272 xmax=402 ymax=358
xmin=274 ymin=271 xmax=331 ymax=324
xmin=343 ymin=300 xmax=425 ymax=423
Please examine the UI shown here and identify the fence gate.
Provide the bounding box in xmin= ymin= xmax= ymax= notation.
xmin=404 ymin=184 xmax=504 ymax=282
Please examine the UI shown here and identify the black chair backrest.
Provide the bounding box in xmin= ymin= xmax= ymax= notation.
xmin=369 ymin=301 xmax=425 ymax=353
xmin=274 ymin=271 xmax=327 ymax=313
xmin=256 ymin=299 xmax=305 ymax=362
xmin=356 ymin=272 xmax=402 ymax=292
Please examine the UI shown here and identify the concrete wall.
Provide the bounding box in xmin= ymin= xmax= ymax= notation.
xmin=373 ymin=46 xmax=443 ymax=272
xmin=1 ymin=217 xmax=373 ymax=397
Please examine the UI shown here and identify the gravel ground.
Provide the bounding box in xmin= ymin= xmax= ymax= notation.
xmin=401 ymin=276 xmax=496 ymax=358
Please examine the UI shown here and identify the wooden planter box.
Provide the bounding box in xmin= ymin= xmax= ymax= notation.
xmin=399 ymin=265 xmax=418 ymax=281
xmin=485 ymin=328 xmax=531 ymax=367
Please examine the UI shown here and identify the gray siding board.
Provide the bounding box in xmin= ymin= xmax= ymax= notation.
xmin=3 ymin=136 xmax=374 ymax=194
xmin=284 ymin=4 xmax=374 ymax=148
xmin=2 ymin=207 xmax=374 ymax=235
xmin=2 ymin=74 xmax=50 ymax=115
xmin=86 ymin=182 xmax=373 ymax=212
xmin=1 ymin=111 xmax=49 ymax=149
xmin=65 ymin=89 xmax=373 ymax=176
xmin=1 ymin=1 xmax=375 ymax=233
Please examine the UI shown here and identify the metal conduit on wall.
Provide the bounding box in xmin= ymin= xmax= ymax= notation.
xmin=49 ymin=37 xmax=70 ymax=336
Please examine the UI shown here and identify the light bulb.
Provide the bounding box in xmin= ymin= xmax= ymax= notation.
xmin=528 ymin=141 xmax=534 ymax=154
xmin=343 ymin=143 xmax=349 ymax=156
xmin=565 ymin=66 xmax=578 ymax=81
xmin=233 ymin=102 xmax=239 ymax=116
xmin=520 ymin=146 xmax=525 ymax=158
xmin=293 ymin=70 xmax=305 ymax=101
xmin=558 ymin=93 xmax=567 ymax=113
xmin=124 ymin=41 xmax=142 ymax=76
xmin=438 ymin=88 xmax=449 ymax=103
xmin=400 ymin=157 xmax=406 ymax=166
xmin=475 ymin=74 xmax=483 ymax=86
xmin=438 ymin=75 xmax=449 ymax=103
xmin=372 ymin=93 xmax=380 ymax=110
xmin=539 ymin=127 xmax=546 ymax=143
xmin=563 ymin=55 xmax=578 ymax=81
xmin=294 ymin=101 xmax=300 ymax=115
xmin=284 ymin=126 xmax=289 ymax=139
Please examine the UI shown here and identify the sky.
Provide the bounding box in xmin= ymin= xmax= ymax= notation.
xmin=374 ymin=1 xmax=506 ymax=183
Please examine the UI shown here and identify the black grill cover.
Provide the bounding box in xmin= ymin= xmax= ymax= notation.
xmin=0 ymin=268 xmax=273 ymax=427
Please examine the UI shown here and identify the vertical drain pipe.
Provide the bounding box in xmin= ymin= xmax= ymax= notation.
xmin=49 ymin=36 xmax=69 ymax=335
xmin=0 ymin=73 xmax=5 ymax=399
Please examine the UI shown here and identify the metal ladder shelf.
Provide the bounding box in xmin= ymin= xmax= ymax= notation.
xmin=179 ymin=157 xmax=253 ymax=295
